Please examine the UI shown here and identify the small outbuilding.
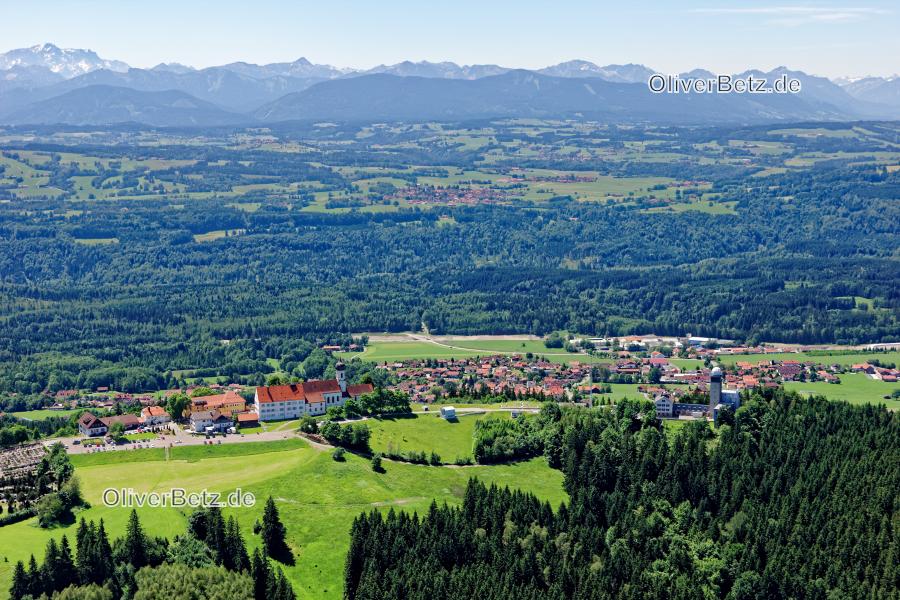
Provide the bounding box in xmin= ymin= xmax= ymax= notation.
xmin=440 ymin=406 xmax=456 ymax=420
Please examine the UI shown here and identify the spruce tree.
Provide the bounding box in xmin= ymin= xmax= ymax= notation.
xmin=251 ymin=548 xmax=269 ymax=600
xmin=122 ymin=509 xmax=147 ymax=568
xmin=260 ymin=496 xmax=292 ymax=563
xmin=26 ymin=554 xmax=42 ymax=599
xmin=8 ymin=561 xmax=28 ymax=600
xmin=57 ymin=535 xmax=76 ymax=591
xmin=223 ymin=516 xmax=250 ymax=572
xmin=95 ymin=518 xmax=114 ymax=584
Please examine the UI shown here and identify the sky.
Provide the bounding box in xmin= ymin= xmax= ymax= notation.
xmin=2 ymin=1 xmax=898 ymax=78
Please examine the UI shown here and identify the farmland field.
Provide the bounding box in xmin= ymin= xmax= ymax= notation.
xmin=0 ymin=438 xmax=566 ymax=600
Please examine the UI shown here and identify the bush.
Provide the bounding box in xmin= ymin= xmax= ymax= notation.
xmin=298 ymin=415 xmax=318 ymax=434
xmin=371 ymin=453 xmax=383 ymax=472
xmin=36 ymin=493 xmax=68 ymax=527
xmin=332 ymin=448 xmax=346 ymax=461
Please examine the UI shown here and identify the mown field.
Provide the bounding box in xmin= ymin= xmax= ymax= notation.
xmin=0 ymin=438 xmax=566 ymax=600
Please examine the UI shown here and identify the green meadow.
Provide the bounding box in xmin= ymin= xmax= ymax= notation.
xmin=337 ymin=341 xmax=482 ymax=362
xmin=714 ymin=351 xmax=900 ymax=367
xmin=784 ymin=373 xmax=900 ymax=406
xmin=337 ymin=339 xmax=606 ymax=365
xmin=367 ymin=411 xmax=511 ymax=461
xmin=9 ymin=408 xmax=81 ymax=420
xmin=0 ymin=438 xmax=566 ymax=600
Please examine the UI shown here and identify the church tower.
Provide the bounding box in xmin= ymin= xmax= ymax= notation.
xmin=336 ymin=361 xmax=347 ymax=394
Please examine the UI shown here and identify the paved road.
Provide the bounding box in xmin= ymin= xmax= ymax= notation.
xmin=49 ymin=422 xmax=299 ymax=455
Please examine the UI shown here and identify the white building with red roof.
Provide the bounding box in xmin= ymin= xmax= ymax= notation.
xmin=253 ymin=363 xmax=374 ymax=421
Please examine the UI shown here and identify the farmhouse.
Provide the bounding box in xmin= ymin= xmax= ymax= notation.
xmin=254 ymin=363 xmax=373 ymax=421
xmin=78 ymin=413 xmax=108 ymax=437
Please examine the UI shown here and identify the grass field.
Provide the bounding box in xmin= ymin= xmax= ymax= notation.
xmin=10 ymin=409 xmax=80 ymax=420
xmin=0 ymin=439 xmax=566 ymax=600
xmin=784 ymin=373 xmax=900 ymax=406
xmin=714 ymin=351 xmax=899 ymax=367
xmin=367 ymin=412 xmax=511 ymax=461
xmin=337 ymin=341 xmax=482 ymax=362
xmin=337 ymin=339 xmax=606 ymax=365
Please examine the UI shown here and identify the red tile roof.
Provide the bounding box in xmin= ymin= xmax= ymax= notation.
xmin=256 ymin=380 xmax=341 ymax=404
xmin=347 ymin=383 xmax=375 ymax=397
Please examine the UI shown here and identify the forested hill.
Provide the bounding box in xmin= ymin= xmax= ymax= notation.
xmin=0 ymin=121 xmax=898 ymax=394
xmin=344 ymin=391 xmax=899 ymax=599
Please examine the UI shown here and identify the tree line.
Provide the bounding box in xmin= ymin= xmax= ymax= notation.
xmin=343 ymin=390 xmax=899 ymax=599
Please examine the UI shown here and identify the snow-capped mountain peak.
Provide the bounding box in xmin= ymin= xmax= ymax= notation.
xmin=0 ymin=43 xmax=129 ymax=78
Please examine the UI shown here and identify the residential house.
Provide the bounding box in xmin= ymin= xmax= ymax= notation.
xmin=140 ymin=405 xmax=171 ymax=426
xmin=190 ymin=410 xmax=232 ymax=433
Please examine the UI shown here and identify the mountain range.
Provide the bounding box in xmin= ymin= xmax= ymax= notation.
xmin=1 ymin=43 xmax=898 ymax=127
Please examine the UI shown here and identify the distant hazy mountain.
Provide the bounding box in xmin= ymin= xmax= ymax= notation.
xmin=0 ymin=67 xmax=324 ymax=113
xmin=0 ymin=43 xmax=128 ymax=78
xmin=838 ymin=76 xmax=900 ymax=110
xmin=255 ymin=70 xmax=858 ymax=124
xmin=538 ymin=61 xmax=657 ymax=84
xmin=3 ymin=85 xmax=249 ymax=127
xmin=0 ymin=64 xmax=65 ymax=89
xmin=151 ymin=63 xmax=196 ymax=74
xmin=2 ymin=43 xmax=898 ymax=126
xmin=361 ymin=61 xmax=509 ymax=80
xmin=219 ymin=57 xmax=348 ymax=80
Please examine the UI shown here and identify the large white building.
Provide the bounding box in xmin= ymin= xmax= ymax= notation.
xmin=254 ymin=363 xmax=373 ymax=421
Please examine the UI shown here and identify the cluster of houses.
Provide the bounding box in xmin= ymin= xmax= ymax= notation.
xmin=70 ymin=365 xmax=378 ymax=438
xmin=377 ymin=355 xmax=592 ymax=402
xmin=388 ymin=185 xmax=508 ymax=206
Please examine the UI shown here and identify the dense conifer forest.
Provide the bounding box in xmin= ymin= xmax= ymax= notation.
xmin=344 ymin=390 xmax=899 ymax=599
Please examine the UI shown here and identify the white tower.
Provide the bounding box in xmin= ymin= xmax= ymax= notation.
xmin=336 ymin=361 xmax=347 ymax=394
xmin=709 ymin=366 xmax=722 ymax=413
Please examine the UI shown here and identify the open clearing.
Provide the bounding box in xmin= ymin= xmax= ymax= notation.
xmin=0 ymin=438 xmax=565 ymax=600
xmin=10 ymin=408 xmax=81 ymax=420
xmin=367 ymin=411 xmax=512 ymax=461
xmin=337 ymin=336 xmax=607 ymax=365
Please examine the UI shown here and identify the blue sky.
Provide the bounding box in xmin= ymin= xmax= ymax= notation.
xmin=3 ymin=1 xmax=898 ymax=77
